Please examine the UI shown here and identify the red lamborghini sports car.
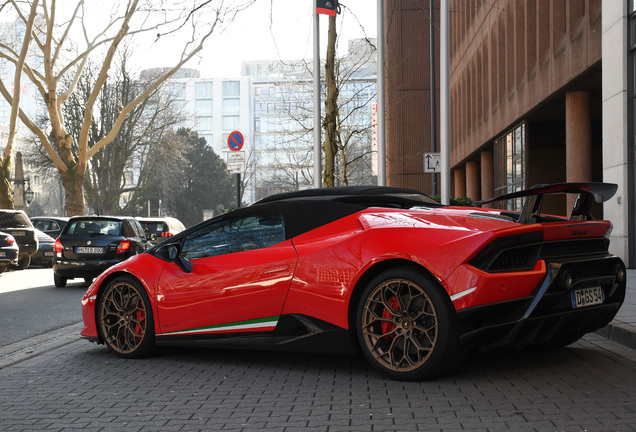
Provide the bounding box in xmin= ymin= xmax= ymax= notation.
xmin=81 ymin=183 xmax=626 ymax=380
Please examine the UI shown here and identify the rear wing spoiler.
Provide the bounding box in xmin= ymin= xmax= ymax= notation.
xmin=476 ymin=182 xmax=618 ymax=223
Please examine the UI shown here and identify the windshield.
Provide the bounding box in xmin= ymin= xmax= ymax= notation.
xmin=139 ymin=222 xmax=166 ymax=235
xmin=65 ymin=219 xmax=123 ymax=236
xmin=0 ymin=211 xmax=32 ymax=228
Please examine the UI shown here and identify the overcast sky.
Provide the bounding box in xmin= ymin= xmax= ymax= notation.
xmin=159 ymin=0 xmax=378 ymax=78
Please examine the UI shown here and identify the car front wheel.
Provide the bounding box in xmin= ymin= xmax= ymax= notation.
xmin=356 ymin=267 xmax=462 ymax=381
xmin=98 ymin=276 xmax=155 ymax=358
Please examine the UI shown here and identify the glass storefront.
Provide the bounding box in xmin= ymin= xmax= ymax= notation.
xmin=493 ymin=123 xmax=526 ymax=210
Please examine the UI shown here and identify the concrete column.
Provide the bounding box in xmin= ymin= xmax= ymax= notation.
xmin=566 ymin=91 xmax=593 ymax=182
xmin=601 ymin=0 xmax=630 ymax=265
xmin=566 ymin=91 xmax=593 ymax=210
xmin=453 ymin=169 xmax=466 ymax=198
xmin=480 ymin=150 xmax=494 ymax=207
xmin=465 ymin=160 xmax=480 ymax=203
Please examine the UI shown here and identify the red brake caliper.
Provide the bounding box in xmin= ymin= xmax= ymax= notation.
xmin=381 ymin=296 xmax=399 ymax=338
xmin=135 ymin=301 xmax=145 ymax=336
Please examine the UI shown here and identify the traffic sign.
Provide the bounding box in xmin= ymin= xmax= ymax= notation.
xmin=227 ymin=162 xmax=245 ymax=174
xmin=227 ymin=151 xmax=245 ymax=163
xmin=228 ymin=131 xmax=244 ymax=151
xmin=424 ymin=152 xmax=441 ymax=173
xmin=226 ymin=151 xmax=245 ymax=174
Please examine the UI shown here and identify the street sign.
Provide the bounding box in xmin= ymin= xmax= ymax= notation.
xmin=227 ymin=162 xmax=245 ymax=174
xmin=228 ymin=131 xmax=244 ymax=151
xmin=424 ymin=152 xmax=441 ymax=173
xmin=226 ymin=151 xmax=245 ymax=174
xmin=227 ymin=151 xmax=245 ymax=163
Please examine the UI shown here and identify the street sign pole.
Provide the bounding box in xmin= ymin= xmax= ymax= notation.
xmin=227 ymin=131 xmax=245 ymax=208
xmin=236 ymin=174 xmax=241 ymax=209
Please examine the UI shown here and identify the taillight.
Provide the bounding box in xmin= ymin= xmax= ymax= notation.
xmin=117 ymin=239 xmax=131 ymax=254
xmin=54 ymin=238 xmax=63 ymax=253
xmin=6 ymin=235 xmax=15 ymax=244
xmin=160 ymin=232 xmax=173 ymax=237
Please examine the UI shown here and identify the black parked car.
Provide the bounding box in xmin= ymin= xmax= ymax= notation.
xmin=0 ymin=210 xmax=38 ymax=269
xmin=30 ymin=229 xmax=56 ymax=267
xmin=31 ymin=216 xmax=69 ymax=239
xmin=0 ymin=231 xmax=19 ymax=274
xmin=53 ymin=216 xmax=151 ymax=287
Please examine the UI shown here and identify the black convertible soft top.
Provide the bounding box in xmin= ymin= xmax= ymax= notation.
xmin=254 ymin=186 xmax=438 ymax=204
xmin=204 ymin=186 xmax=434 ymax=239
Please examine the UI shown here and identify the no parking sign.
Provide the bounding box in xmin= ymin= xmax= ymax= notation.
xmin=228 ymin=131 xmax=244 ymax=151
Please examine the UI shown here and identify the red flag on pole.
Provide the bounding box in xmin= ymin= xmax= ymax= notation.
xmin=316 ymin=0 xmax=337 ymax=16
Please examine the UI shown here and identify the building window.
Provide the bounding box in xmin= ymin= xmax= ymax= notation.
xmin=223 ymin=115 xmax=240 ymax=130
xmin=223 ymin=98 xmax=240 ymax=114
xmin=223 ymin=81 xmax=240 ymax=97
xmin=494 ymin=123 xmax=525 ymax=210
xmin=196 ymin=116 xmax=213 ymax=131
xmin=169 ymin=83 xmax=186 ymax=100
xmin=195 ymin=99 xmax=213 ymax=115
xmin=196 ymin=81 xmax=213 ymax=99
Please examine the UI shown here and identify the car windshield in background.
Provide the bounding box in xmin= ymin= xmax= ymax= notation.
xmin=140 ymin=222 xmax=165 ymax=235
xmin=66 ymin=219 xmax=122 ymax=236
xmin=0 ymin=212 xmax=32 ymax=228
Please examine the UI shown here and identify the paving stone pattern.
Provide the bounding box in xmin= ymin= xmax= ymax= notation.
xmin=0 ymin=336 xmax=635 ymax=432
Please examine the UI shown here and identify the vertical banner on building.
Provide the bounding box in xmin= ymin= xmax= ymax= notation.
xmin=316 ymin=0 xmax=337 ymax=16
xmin=371 ymin=102 xmax=378 ymax=175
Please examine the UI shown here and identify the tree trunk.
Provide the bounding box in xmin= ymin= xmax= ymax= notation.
xmin=0 ymin=170 xmax=15 ymax=209
xmin=61 ymin=166 xmax=86 ymax=216
xmin=323 ymin=14 xmax=339 ymax=187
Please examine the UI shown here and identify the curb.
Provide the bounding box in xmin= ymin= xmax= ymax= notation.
xmin=595 ymin=320 xmax=636 ymax=351
xmin=0 ymin=322 xmax=83 ymax=369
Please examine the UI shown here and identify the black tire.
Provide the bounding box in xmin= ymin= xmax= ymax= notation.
xmin=54 ymin=273 xmax=67 ymax=288
xmin=356 ymin=267 xmax=462 ymax=381
xmin=98 ymin=276 xmax=155 ymax=358
xmin=0 ymin=266 xmax=6 ymax=274
xmin=17 ymin=256 xmax=31 ymax=270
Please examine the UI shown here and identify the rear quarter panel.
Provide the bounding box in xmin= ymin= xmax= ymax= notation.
xmin=282 ymin=210 xmax=498 ymax=328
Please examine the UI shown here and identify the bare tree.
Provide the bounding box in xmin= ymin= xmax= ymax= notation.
xmin=323 ymin=13 xmax=338 ymax=187
xmin=60 ymin=57 xmax=184 ymax=215
xmin=0 ymin=0 xmax=254 ymax=215
xmin=0 ymin=0 xmax=39 ymax=209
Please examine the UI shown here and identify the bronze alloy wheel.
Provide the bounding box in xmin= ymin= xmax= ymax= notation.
xmin=361 ymin=277 xmax=439 ymax=372
xmin=357 ymin=267 xmax=460 ymax=380
xmin=99 ymin=277 xmax=154 ymax=357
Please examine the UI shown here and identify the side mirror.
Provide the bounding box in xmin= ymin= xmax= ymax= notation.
xmin=167 ymin=244 xmax=193 ymax=273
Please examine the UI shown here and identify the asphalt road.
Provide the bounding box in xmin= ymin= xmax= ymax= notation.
xmin=0 ymin=267 xmax=88 ymax=346
xmin=1 ymin=268 xmax=636 ymax=431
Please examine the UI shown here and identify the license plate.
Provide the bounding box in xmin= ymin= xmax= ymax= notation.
xmin=10 ymin=231 xmax=25 ymax=236
xmin=76 ymin=246 xmax=104 ymax=254
xmin=0 ymin=252 xmax=5 ymax=257
xmin=572 ymin=287 xmax=604 ymax=308
xmin=44 ymin=251 xmax=54 ymax=256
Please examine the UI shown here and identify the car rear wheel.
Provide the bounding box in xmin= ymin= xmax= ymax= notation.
xmin=98 ymin=276 xmax=155 ymax=358
xmin=54 ymin=274 xmax=67 ymax=288
xmin=17 ymin=256 xmax=30 ymax=270
xmin=356 ymin=267 xmax=462 ymax=381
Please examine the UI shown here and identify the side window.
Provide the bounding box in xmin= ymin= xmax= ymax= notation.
xmin=181 ymin=214 xmax=285 ymax=260
xmin=130 ymin=220 xmax=146 ymax=239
